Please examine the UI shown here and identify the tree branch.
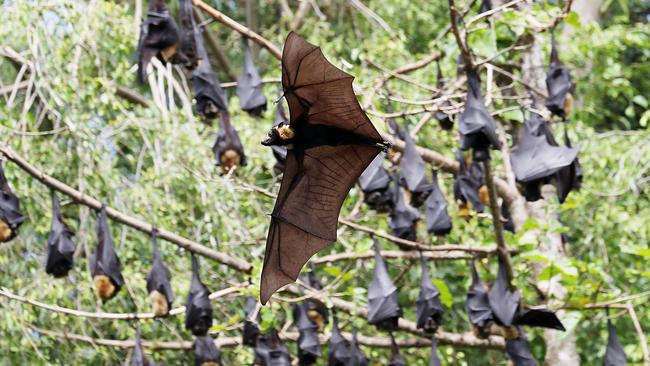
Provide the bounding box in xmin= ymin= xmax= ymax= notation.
xmin=0 ymin=146 xmax=253 ymax=273
xmin=313 ymin=250 xmax=473 ymax=264
xmin=192 ymin=0 xmax=282 ymax=60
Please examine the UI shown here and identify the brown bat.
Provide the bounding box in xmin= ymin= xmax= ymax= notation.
xmin=136 ymin=0 xmax=181 ymax=83
xmin=259 ymin=32 xmax=387 ymax=304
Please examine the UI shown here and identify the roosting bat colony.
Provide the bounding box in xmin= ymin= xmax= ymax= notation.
xmin=0 ymin=0 xmax=634 ymax=365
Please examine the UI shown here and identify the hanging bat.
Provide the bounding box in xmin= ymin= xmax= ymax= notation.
xmin=212 ymin=110 xmax=247 ymax=173
xmin=178 ymin=0 xmax=199 ymax=70
xmin=511 ymin=112 xmax=578 ymax=202
xmin=368 ymin=241 xmax=403 ymax=331
xmin=479 ymin=0 xmax=492 ymax=13
xmin=434 ymin=62 xmax=454 ymax=130
xmin=459 ymin=69 xmax=501 ymax=161
xmin=388 ymin=333 xmax=407 ymax=366
xmin=604 ymin=314 xmax=627 ymax=366
xmin=303 ymin=262 xmax=329 ymax=330
xmin=243 ymin=296 xmax=261 ymax=347
xmin=358 ymin=153 xmax=393 ymax=212
xmin=136 ymin=0 xmax=182 ymax=83
xmin=45 ymin=191 xmax=76 ymax=278
xmin=328 ymin=316 xmax=352 ymax=366
xmin=237 ymin=38 xmax=268 ymax=117
xmin=389 ymin=174 xmax=420 ymax=243
xmin=390 ymin=119 xmax=433 ymax=207
xmin=425 ymin=169 xmax=452 ymax=236
xmin=258 ymin=32 xmax=387 ymax=304
xmin=254 ymin=329 xmax=292 ymax=366
xmin=466 ymin=258 xmax=494 ymax=338
xmin=185 ymin=255 xmax=213 ymax=336
xmin=293 ymin=303 xmax=321 ymax=365
xmin=191 ymin=30 xmax=229 ymax=120
xmin=193 ymin=335 xmax=223 ymax=366
xmin=553 ymin=128 xmax=582 ymax=203
xmin=416 ymin=256 xmax=444 ymax=333
xmin=131 ymin=328 xmax=156 ymax=366
xmin=487 ymin=256 xmax=521 ymax=338
xmin=146 ymin=229 xmax=173 ymax=317
xmin=349 ymin=329 xmax=368 ymax=366
xmin=429 ymin=337 xmax=442 ymax=366
xmin=92 ymin=206 xmax=124 ymax=302
xmin=0 ymin=162 xmax=25 ymax=243
xmin=505 ymin=328 xmax=538 ymax=366
xmin=454 ymin=151 xmax=486 ymax=217
xmin=545 ymin=35 xmax=574 ymax=119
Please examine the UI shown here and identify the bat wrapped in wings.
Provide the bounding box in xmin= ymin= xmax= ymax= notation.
xmin=237 ymin=38 xmax=268 ymax=117
xmin=136 ymin=0 xmax=181 ymax=83
xmin=0 ymin=162 xmax=25 ymax=243
xmin=146 ymin=229 xmax=174 ymax=317
xmin=545 ymin=35 xmax=574 ymax=118
xmin=604 ymin=313 xmax=627 ymax=366
xmin=92 ymin=206 xmax=125 ymax=302
xmin=425 ymin=169 xmax=452 ymax=236
xmin=358 ymin=153 xmax=393 ymax=212
xmin=349 ymin=329 xmax=368 ymax=366
xmin=416 ymin=256 xmax=444 ymax=333
xmin=178 ymin=0 xmax=199 ymax=70
xmin=131 ymin=328 xmax=156 ymax=366
xmin=293 ymin=302 xmax=321 ymax=365
xmin=45 ymin=191 xmax=76 ymax=277
xmin=193 ymin=335 xmax=223 ymax=366
xmin=433 ymin=62 xmax=454 ymax=130
xmin=388 ymin=333 xmax=407 ymax=366
xmin=254 ymin=329 xmax=292 ymax=366
xmin=259 ymin=32 xmax=387 ymax=304
xmin=242 ymin=296 xmax=261 ymax=347
xmin=328 ymin=316 xmax=352 ymax=366
xmin=505 ymin=328 xmax=537 ymax=366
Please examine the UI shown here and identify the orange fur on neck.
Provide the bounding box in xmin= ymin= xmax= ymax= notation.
xmin=307 ymin=309 xmax=325 ymax=331
xmin=502 ymin=326 xmax=520 ymax=340
xmin=458 ymin=202 xmax=472 ymax=219
xmin=220 ymin=149 xmax=241 ymax=173
xmin=201 ymin=362 xmax=220 ymax=366
xmin=0 ymin=219 xmax=12 ymax=242
xmin=564 ymin=93 xmax=573 ymax=116
xmin=479 ymin=185 xmax=490 ymax=205
xmin=94 ymin=275 xmax=116 ymax=300
xmin=277 ymin=125 xmax=295 ymax=141
xmin=161 ymin=45 xmax=177 ymax=61
xmin=149 ymin=290 xmax=169 ymax=317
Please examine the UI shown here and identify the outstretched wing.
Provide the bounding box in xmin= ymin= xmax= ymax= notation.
xmin=260 ymin=144 xmax=379 ymax=304
xmin=281 ymin=32 xmax=382 ymax=142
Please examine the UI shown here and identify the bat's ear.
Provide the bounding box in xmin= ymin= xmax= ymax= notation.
xmin=261 ymin=127 xmax=281 ymax=146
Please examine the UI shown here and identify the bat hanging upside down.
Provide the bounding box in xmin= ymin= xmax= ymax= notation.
xmin=259 ymin=32 xmax=388 ymax=304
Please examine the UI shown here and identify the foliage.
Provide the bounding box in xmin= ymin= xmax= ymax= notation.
xmin=0 ymin=0 xmax=648 ymax=365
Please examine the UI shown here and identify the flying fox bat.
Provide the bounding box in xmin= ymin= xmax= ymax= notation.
xmin=434 ymin=62 xmax=454 ymax=130
xmin=545 ymin=35 xmax=574 ymax=118
xmin=91 ymin=206 xmax=125 ymax=302
xmin=604 ymin=313 xmax=627 ymax=366
xmin=193 ymin=335 xmax=223 ymax=366
xmin=146 ymin=229 xmax=173 ymax=317
xmin=388 ymin=333 xmax=407 ymax=366
xmin=258 ymin=32 xmax=387 ymax=304
xmin=0 ymin=162 xmax=25 ymax=243
xmin=368 ymin=241 xmax=403 ymax=331
xmin=191 ymin=27 xmax=229 ymax=120
xmin=45 ymin=191 xmax=76 ymax=277
xmin=212 ymin=110 xmax=247 ymax=173
xmin=178 ymin=0 xmax=199 ymax=70
xmin=505 ymin=328 xmax=538 ymax=366
xmin=185 ymin=255 xmax=213 ymax=336
xmin=349 ymin=329 xmax=368 ymax=366
xmin=389 ymin=119 xmax=433 ymax=207
xmin=243 ymin=296 xmax=261 ymax=347
xmin=131 ymin=328 xmax=156 ymax=366
xmin=328 ymin=316 xmax=352 ymax=366
xmin=358 ymin=153 xmax=393 ymax=212
xmin=294 ymin=303 xmax=321 ymax=365
xmin=254 ymin=329 xmax=292 ymax=366
xmin=425 ymin=169 xmax=452 ymax=236
xmin=237 ymin=38 xmax=268 ymax=116
xmin=416 ymin=256 xmax=444 ymax=333
xmin=137 ymin=0 xmax=182 ymax=83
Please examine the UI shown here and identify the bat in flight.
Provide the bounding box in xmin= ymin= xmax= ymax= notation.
xmin=259 ymin=32 xmax=387 ymax=304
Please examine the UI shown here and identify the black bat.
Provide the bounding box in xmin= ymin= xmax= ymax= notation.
xmin=515 ymin=308 xmax=565 ymax=331
xmin=258 ymin=32 xmax=386 ymax=304
xmin=0 ymin=162 xmax=25 ymax=243
xmin=185 ymin=255 xmax=213 ymax=336
xmin=429 ymin=336 xmax=442 ymax=366
xmin=389 ymin=174 xmax=420 ymax=243
xmin=367 ymin=241 xmax=402 ymax=331
xmin=425 ymin=169 xmax=452 ymax=236
xmin=466 ymin=258 xmax=494 ymax=338
xmin=146 ymin=229 xmax=173 ymax=317
xmin=554 ymin=129 xmax=583 ymax=203
xmin=349 ymin=329 xmax=368 ymax=366
xmin=328 ymin=316 xmax=352 ymax=366
xmin=416 ymin=256 xmax=444 ymax=333
xmin=303 ymin=262 xmax=329 ymax=330
xmin=193 ymin=335 xmax=223 ymax=366
xmin=388 ymin=333 xmax=407 ymax=366
xmin=505 ymin=328 xmax=538 ymax=366
xmin=270 ymin=98 xmax=289 ymax=174
xmin=131 ymin=328 xmax=156 ymax=366
xmin=191 ymin=30 xmax=229 ymax=120
xmin=91 ymin=206 xmax=124 ymax=302
xmin=358 ymin=153 xmax=393 ymax=212
xmin=237 ymin=38 xmax=267 ymax=116
xmin=604 ymin=314 xmax=627 ymax=366
xmin=178 ymin=0 xmax=199 ymax=70
xmin=511 ymin=112 xmax=579 ymax=203
xmin=254 ymin=329 xmax=292 ymax=366
xmin=434 ymin=62 xmax=454 ymax=130
xmin=487 ymin=256 xmax=521 ymax=330
xmin=479 ymin=0 xmax=492 ymax=13
xmin=545 ymin=35 xmax=574 ymax=119
xmin=243 ymin=296 xmax=261 ymax=347
xmin=213 ymin=110 xmax=247 ymax=174
xmin=136 ymin=0 xmax=181 ymax=83
xmin=454 ymin=151 xmax=487 ymax=217
xmin=458 ymin=69 xmax=501 ymax=161
xmin=294 ymin=303 xmax=321 ymax=365
xmin=45 ymin=191 xmax=76 ymax=278
xmin=390 ymin=119 xmax=433 ymax=207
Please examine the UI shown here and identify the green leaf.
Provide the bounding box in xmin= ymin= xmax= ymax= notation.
xmin=431 ymin=279 xmax=453 ymax=308
xmin=322 ymin=266 xmax=342 ymax=277
xmin=564 ymin=11 xmax=581 ymax=28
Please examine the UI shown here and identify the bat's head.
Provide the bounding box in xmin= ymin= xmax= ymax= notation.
xmin=261 ymin=123 xmax=295 ymax=147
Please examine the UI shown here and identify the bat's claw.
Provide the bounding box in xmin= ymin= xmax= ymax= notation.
xmin=376 ymin=141 xmax=391 ymax=153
